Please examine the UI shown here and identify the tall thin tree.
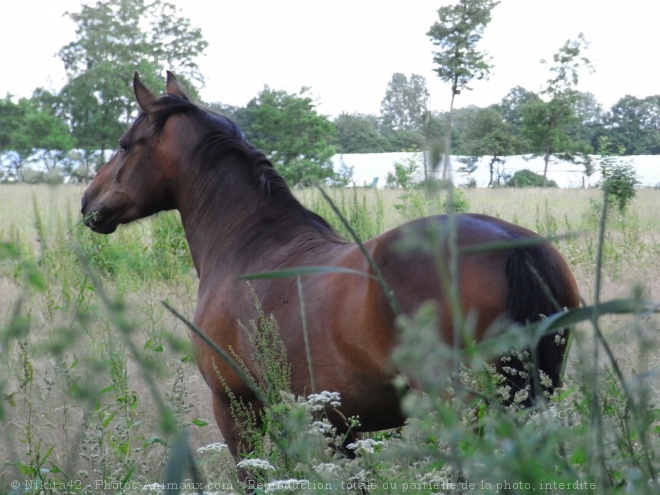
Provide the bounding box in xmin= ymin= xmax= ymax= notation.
xmin=427 ymin=0 xmax=499 ymax=180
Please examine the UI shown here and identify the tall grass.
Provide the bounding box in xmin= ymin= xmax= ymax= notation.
xmin=0 ymin=184 xmax=659 ymax=494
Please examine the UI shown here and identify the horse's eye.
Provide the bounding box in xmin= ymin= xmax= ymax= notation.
xmin=119 ymin=141 xmax=129 ymax=153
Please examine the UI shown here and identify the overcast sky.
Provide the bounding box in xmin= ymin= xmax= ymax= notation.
xmin=2 ymin=0 xmax=659 ymax=116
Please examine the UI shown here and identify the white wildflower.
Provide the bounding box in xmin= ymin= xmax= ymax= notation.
xmin=279 ymin=391 xmax=297 ymax=404
xmin=513 ymin=389 xmax=529 ymax=404
xmin=308 ymin=419 xmax=336 ymax=435
xmin=345 ymin=438 xmax=384 ymax=455
xmin=236 ymin=458 xmax=276 ymax=471
xmin=497 ymin=385 xmax=512 ymax=402
xmin=306 ymin=391 xmax=341 ymax=411
xmin=315 ymin=462 xmax=340 ymax=477
xmin=197 ymin=442 xmax=229 ymax=454
xmin=539 ymin=369 xmax=554 ymax=389
xmin=502 ymin=366 xmax=518 ymax=376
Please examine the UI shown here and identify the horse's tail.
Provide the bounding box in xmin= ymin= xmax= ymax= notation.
xmin=501 ymin=241 xmax=575 ymax=406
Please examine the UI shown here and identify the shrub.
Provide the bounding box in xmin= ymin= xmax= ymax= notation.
xmin=507 ymin=169 xmax=558 ymax=188
xmin=596 ymin=135 xmax=641 ymax=212
xmin=599 ymin=160 xmax=639 ymax=212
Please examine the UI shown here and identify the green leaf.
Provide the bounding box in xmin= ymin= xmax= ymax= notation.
xmin=121 ymin=462 xmax=137 ymax=485
xmin=571 ymin=445 xmax=588 ymax=466
xmin=144 ymin=437 xmax=170 ymax=448
xmin=101 ymin=410 xmax=116 ymax=428
xmin=142 ymin=437 xmax=170 ymax=447
xmin=191 ymin=419 xmax=209 ymax=427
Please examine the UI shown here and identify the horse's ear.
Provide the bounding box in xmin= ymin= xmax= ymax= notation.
xmin=133 ymin=72 xmax=157 ymax=112
xmin=166 ymin=71 xmax=189 ymax=100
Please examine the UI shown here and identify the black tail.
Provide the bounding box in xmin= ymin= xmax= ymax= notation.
xmin=501 ymin=242 xmax=572 ymax=406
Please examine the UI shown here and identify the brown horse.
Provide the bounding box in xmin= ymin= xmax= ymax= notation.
xmin=81 ymin=72 xmax=579 ymax=461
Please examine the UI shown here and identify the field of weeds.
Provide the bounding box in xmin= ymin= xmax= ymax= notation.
xmin=1 ymin=183 xmax=659 ymax=494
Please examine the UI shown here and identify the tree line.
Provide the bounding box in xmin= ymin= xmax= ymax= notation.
xmin=1 ymin=0 xmax=659 ymax=186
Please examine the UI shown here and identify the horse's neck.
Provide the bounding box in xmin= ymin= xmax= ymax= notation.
xmin=175 ymin=162 xmax=333 ymax=279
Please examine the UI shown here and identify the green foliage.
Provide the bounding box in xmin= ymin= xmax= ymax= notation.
xmin=306 ymin=187 xmax=384 ymax=241
xmin=427 ymin=0 xmax=500 ymax=179
xmin=500 ymin=86 xmax=539 ymax=130
xmin=215 ymin=286 xmax=295 ymax=465
xmin=520 ymin=34 xmax=594 ymax=184
xmin=386 ymin=157 xmax=420 ymax=190
xmin=572 ymin=91 xmax=605 ymax=151
xmin=606 ymin=95 xmax=660 ymax=155
xmin=73 ymin=211 xmax=193 ymax=287
xmin=57 ymin=0 xmax=207 ymax=169
xmin=507 ymin=169 xmax=558 ymax=188
xmin=597 ymin=136 xmax=641 ymax=212
xmin=0 ymin=96 xmax=73 ymax=181
xmin=427 ymin=0 xmax=500 ymax=94
xmin=458 ymin=105 xmax=520 ymax=187
xmin=380 ymin=73 xmax=431 ymax=134
xmin=387 ymin=158 xmax=426 ymax=219
xmin=150 ymin=212 xmax=194 ymax=279
xmin=234 ymin=87 xmax=337 ymax=186
xmin=334 ymin=113 xmax=390 ymax=153
xmin=442 ymin=188 xmax=471 ymax=213
xmin=0 ymin=218 xmax=194 ymax=493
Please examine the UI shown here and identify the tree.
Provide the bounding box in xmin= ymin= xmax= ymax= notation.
xmin=572 ymin=91 xmax=605 ymax=150
xmin=520 ymin=34 xmax=594 ymax=185
xmin=605 ymin=95 xmax=660 ymax=155
xmin=427 ymin=0 xmax=500 ymax=180
xmin=236 ymin=87 xmax=337 ymax=186
xmin=334 ymin=113 xmax=390 ymax=153
xmin=380 ymin=73 xmax=431 ymax=133
xmin=378 ymin=73 xmax=445 ymax=167
xmin=500 ymin=86 xmax=540 ymax=142
xmin=0 ymin=95 xmax=73 ymax=181
xmin=57 ymin=0 xmax=207 ymax=174
xmin=459 ymin=105 xmax=520 ymax=186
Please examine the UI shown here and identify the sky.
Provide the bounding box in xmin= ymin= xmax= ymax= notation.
xmin=2 ymin=0 xmax=659 ymax=117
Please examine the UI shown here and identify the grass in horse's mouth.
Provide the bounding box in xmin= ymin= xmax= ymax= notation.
xmin=83 ymin=210 xmax=102 ymax=225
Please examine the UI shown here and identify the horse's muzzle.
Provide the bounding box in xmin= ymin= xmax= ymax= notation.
xmin=81 ymin=199 xmax=116 ymax=234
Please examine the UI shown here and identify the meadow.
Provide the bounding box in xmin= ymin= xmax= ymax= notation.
xmin=1 ymin=183 xmax=659 ymax=494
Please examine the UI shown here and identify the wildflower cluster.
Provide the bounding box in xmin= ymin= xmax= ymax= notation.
xmin=197 ymin=443 xmax=228 ymax=454
xmin=306 ymin=391 xmax=341 ymax=411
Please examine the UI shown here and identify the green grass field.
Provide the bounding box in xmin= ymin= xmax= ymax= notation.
xmin=1 ymin=183 xmax=659 ymax=494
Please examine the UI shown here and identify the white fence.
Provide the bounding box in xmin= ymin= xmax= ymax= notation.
xmin=332 ymin=153 xmax=660 ymax=189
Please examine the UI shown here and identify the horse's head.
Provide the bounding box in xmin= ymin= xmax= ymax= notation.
xmin=81 ymin=72 xmax=188 ymax=233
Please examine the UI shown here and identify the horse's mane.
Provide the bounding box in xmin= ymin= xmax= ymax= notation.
xmin=147 ymin=94 xmax=339 ymax=238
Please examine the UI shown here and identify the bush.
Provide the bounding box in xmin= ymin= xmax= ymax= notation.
xmin=507 ymin=169 xmax=558 ymax=188
xmin=596 ymin=135 xmax=640 ymax=212
xmin=599 ymin=160 xmax=639 ymax=212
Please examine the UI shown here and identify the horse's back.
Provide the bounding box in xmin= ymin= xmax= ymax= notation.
xmin=368 ymin=213 xmax=578 ymax=341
